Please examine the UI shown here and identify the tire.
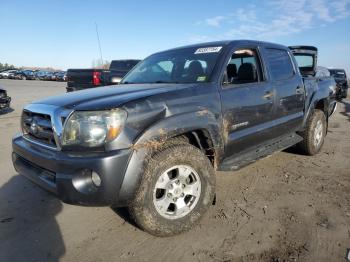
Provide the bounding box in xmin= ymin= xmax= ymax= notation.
xmin=297 ymin=109 xmax=326 ymax=155
xmin=129 ymin=142 xmax=215 ymax=237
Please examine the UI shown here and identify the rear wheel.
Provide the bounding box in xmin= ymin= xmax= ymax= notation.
xmin=297 ymin=109 xmax=326 ymax=155
xmin=129 ymin=142 xmax=215 ymax=236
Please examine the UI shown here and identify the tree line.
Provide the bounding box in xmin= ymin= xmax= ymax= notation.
xmin=0 ymin=62 xmax=16 ymax=71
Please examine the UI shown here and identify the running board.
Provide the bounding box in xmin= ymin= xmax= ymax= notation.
xmin=218 ymin=133 xmax=303 ymax=171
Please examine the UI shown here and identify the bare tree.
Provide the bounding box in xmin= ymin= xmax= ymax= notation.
xmin=92 ymin=59 xmax=110 ymax=69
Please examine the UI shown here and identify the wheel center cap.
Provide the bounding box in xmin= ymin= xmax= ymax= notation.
xmin=174 ymin=188 xmax=181 ymax=196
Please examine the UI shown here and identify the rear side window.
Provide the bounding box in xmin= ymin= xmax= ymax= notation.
xmin=266 ymin=48 xmax=294 ymax=80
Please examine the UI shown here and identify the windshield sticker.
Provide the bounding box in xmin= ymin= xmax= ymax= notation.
xmin=197 ymin=76 xmax=206 ymax=82
xmin=195 ymin=46 xmax=222 ymax=54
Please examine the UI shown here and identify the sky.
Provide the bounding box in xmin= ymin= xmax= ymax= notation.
xmin=1 ymin=0 xmax=350 ymax=73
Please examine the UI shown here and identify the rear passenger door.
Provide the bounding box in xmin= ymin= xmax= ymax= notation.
xmin=263 ymin=48 xmax=305 ymax=136
xmin=219 ymin=46 xmax=277 ymax=158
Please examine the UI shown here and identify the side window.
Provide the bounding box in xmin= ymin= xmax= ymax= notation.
xmin=266 ymin=48 xmax=294 ymax=80
xmin=224 ymin=48 xmax=263 ymax=85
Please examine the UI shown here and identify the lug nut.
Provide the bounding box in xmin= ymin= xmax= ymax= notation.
xmin=173 ymin=197 xmax=177 ymax=202
xmin=182 ymin=184 xmax=186 ymax=188
xmin=167 ymin=193 xmax=172 ymax=198
xmin=180 ymin=193 xmax=185 ymax=197
xmin=175 ymin=180 xmax=180 ymax=184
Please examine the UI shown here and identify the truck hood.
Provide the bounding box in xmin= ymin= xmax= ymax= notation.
xmin=33 ymin=84 xmax=193 ymax=110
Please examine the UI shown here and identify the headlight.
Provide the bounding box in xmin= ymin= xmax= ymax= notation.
xmin=62 ymin=109 xmax=127 ymax=147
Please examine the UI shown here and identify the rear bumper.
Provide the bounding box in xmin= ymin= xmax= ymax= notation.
xmin=12 ymin=134 xmax=132 ymax=206
xmin=336 ymin=83 xmax=348 ymax=98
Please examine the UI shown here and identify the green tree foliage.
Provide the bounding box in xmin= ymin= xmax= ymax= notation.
xmin=0 ymin=62 xmax=16 ymax=71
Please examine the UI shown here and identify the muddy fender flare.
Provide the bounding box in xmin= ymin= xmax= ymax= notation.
xmin=115 ymin=111 xmax=223 ymax=206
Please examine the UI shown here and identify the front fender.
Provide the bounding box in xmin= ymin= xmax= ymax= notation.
xmin=115 ymin=110 xmax=223 ymax=206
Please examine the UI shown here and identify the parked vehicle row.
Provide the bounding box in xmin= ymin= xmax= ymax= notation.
xmin=0 ymin=69 xmax=67 ymax=81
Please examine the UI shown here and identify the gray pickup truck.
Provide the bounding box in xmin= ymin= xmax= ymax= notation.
xmin=12 ymin=40 xmax=336 ymax=236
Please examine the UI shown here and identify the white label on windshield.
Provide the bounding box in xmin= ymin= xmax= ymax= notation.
xmin=195 ymin=46 xmax=222 ymax=54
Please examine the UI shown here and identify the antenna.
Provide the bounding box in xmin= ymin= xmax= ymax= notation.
xmin=95 ymin=22 xmax=104 ymax=66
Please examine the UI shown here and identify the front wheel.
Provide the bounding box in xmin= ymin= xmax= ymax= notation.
xmin=129 ymin=142 xmax=215 ymax=236
xmin=297 ymin=109 xmax=326 ymax=155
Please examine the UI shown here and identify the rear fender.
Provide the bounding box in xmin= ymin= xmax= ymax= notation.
xmin=302 ymin=95 xmax=330 ymax=130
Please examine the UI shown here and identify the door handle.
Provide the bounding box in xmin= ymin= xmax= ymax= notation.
xmin=263 ymin=91 xmax=273 ymax=100
xmin=296 ymin=86 xmax=304 ymax=94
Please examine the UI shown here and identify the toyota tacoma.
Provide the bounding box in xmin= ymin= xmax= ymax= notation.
xmin=12 ymin=40 xmax=336 ymax=236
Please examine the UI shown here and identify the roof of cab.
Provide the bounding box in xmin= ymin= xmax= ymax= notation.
xmin=159 ymin=40 xmax=289 ymax=53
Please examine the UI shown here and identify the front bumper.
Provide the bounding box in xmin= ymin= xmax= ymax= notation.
xmin=0 ymin=96 xmax=11 ymax=109
xmin=12 ymin=134 xmax=131 ymax=206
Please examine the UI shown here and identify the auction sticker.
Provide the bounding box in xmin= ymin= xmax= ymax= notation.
xmin=195 ymin=46 xmax=222 ymax=54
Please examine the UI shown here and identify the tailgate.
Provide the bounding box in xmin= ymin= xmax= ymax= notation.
xmin=67 ymin=69 xmax=99 ymax=88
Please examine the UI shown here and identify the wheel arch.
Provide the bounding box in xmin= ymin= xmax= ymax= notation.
xmin=115 ymin=111 xmax=223 ymax=206
xmin=302 ymin=96 xmax=330 ymax=131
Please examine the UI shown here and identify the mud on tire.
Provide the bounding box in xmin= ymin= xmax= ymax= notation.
xmin=297 ymin=109 xmax=326 ymax=156
xmin=129 ymin=142 xmax=216 ymax=237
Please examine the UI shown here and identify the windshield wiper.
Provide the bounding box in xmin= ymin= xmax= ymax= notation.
xmin=152 ymin=81 xmax=179 ymax=84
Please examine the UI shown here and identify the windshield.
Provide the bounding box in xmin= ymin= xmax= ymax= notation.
xmin=329 ymin=70 xmax=346 ymax=79
xmin=121 ymin=46 xmax=224 ymax=84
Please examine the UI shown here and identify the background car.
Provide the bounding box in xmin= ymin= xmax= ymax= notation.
xmin=34 ymin=71 xmax=50 ymax=80
xmin=0 ymin=88 xmax=11 ymax=110
xmin=54 ymin=71 xmax=67 ymax=81
xmin=12 ymin=70 xmax=35 ymax=80
xmin=0 ymin=70 xmax=17 ymax=79
xmin=43 ymin=71 xmax=54 ymax=81
xmin=328 ymin=68 xmax=348 ymax=99
xmin=7 ymin=70 xmax=19 ymax=79
xmin=21 ymin=70 xmax=36 ymax=80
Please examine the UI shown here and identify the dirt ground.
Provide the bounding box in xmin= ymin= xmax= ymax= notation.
xmin=0 ymin=79 xmax=349 ymax=262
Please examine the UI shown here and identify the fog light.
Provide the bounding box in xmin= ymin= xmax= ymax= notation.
xmin=91 ymin=171 xmax=102 ymax=187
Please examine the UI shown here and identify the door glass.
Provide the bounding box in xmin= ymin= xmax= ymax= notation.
xmin=266 ymin=49 xmax=294 ymax=80
xmin=224 ymin=48 xmax=263 ymax=85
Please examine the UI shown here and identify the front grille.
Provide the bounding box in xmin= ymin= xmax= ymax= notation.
xmin=22 ymin=110 xmax=57 ymax=148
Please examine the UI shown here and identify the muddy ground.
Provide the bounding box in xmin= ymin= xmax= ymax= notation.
xmin=0 ymin=79 xmax=349 ymax=262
